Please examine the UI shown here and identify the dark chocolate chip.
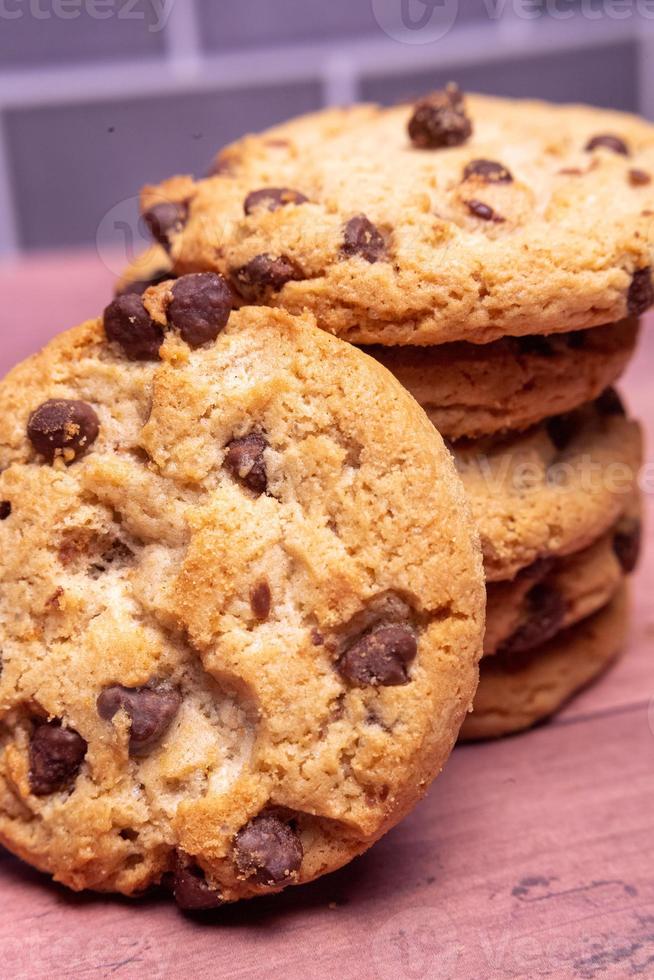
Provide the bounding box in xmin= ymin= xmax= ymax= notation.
xmin=224 ymin=433 xmax=268 ymax=495
xmin=168 ymin=272 xmax=232 ymax=348
xmin=516 ymin=556 xmax=556 ymax=584
xmin=234 ymin=814 xmax=303 ymax=886
xmin=173 ymin=856 xmax=223 ymax=911
xmin=627 ymin=267 xmax=654 ymax=316
xmin=465 ymin=199 xmax=505 ymax=223
xmin=104 ymin=293 xmax=164 ymax=361
xmin=546 ymin=412 xmax=577 ymax=452
xmin=337 ymin=623 xmax=417 ymax=687
xmin=613 ymin=517 xmax=641 ymax=573
xmin=501 ymin=584 xmax=566 ymax=656
xmin=231 ymin=254 xmax=302 ymax=302
xmin=515 ymin=335 xmax=554 ymax=356
xmin=29 ymin=721 xmax=87 ymax=796
xmin=342 ymin=215 xmax=386 ymax=263
xmin=596 ymin=387 xmax=626 ymax=417
xmin=244 ymin=187 xmax=308 ymax=215
xmin=116 ymin=268 xmax=172 ymax=297
xmin=97 ymin=684 xmax=181 ymax=756
xmin=143 ymin=201 xmax=188 ymax=251
xmin=629 ymin=168 xmax=651 ymax=187
xmin=585 ymin=134 xmax=629 ymax=156
xmin=463 ymin=159 xmax=513 ymax=183
xmin=28 ymin=399 xmax=99 ymax=464
xmin=408 ymin=84 xmax=472 ymax=149
xmin=250 ymin=579 xmax=272 ymax=621
xmin=0 ymin=501 xmax=10 ymax=520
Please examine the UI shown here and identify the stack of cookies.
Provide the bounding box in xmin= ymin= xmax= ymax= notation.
xmin=0 ymin=86 xmax=650 ymax=914
xmin=131 ymin=85 xmax=650 ymax=740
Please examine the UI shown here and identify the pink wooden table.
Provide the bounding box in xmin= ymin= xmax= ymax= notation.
xmin=0 ymin=251 xmax=653 ymax=980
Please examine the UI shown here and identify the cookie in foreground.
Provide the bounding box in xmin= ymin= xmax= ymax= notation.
xmin=0 ymin=280 xmax=484 ymax=908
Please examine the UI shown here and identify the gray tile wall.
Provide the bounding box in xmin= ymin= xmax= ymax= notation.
xmin=0 ymin=1 xmax=648 ymax=253
xmin=361 ymin=41 xmax=639 ymax=111
xmin=6 ymin=81 xmax=322 ymax=250
xmin=0 ymin=0 xmax=165 ymax=69
xmin=197 ymin=0 xmax=380 ymax=50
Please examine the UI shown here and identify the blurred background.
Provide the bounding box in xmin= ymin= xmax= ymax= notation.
xmin=0 ymin=0 xmax=651 ymax=260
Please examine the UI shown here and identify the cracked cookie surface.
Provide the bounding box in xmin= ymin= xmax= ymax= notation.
xmin=0 ymin=292 xmax=484 ymax=905
xmin=140 ymin=93 xmax=654 ymax=346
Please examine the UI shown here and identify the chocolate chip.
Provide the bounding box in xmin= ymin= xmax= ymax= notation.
xmin=244 ymin=187 xmax=308 ymax=215
xmin=408 ymin=84 xmax=472 ymax=149
xmin=465 ymin=199 xmax=505 ymax=223
xmin=234 ymin=814 xmax=303 ymax=887
xmin=173 ymin=856 xmax=223 ymax=911
xmin=629 ymin=168 xmax=651 ymax=187
xmin=168 ymin=272 xmax=232 ymax=348
xmin=627 ymin=267 xmax=653 ymax=315
xmin=97 ymin=684 xmax=181 ymax=756
xmin=232 ymin=254 xmax=302 ymax=302
xmin=337 ymin=623 xmax=417 ymax=687
xmin=546 ymin=412 xmax=577 ymax=452
xmin=28 ymin=399 xmax=99 ymax=464
xmin=501 ymin=584 xmax=566 ymax=656
xmin=463 ymin=159 xmax=513 ymax=183
xmin=342 ymin=215 xmax=386 ymax=263
xmin=104 ymin=293 xmax=164 ymax=361
xmin=250 ymin=579 xmax=271 ymax=621
xmin=585 ymin=134 xmax=629 ymax=155
xmin=516 ymin=335 xmax=554 ymax=357
xmin=0 ymin=501 xmax=10 ymax=520
xmin=613 ymin=517 xmax=641 ymax=573
xmin=596 ymin=387 xmax=626 ymax=417
xmin=29 ymin=721 xmax=87 ymax=796
xmin=143 ymin=201 xmax=188 ymax=251
xmin=117 ymin=268 xmax=171 ymax=297
xmin=224 ymin=433 xmax=268 ymax=495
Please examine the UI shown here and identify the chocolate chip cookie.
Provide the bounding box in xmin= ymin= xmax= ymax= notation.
xmin=484 ymin=498 xmax=639 ymax=655
xmin=115 ymin=244 xmax=172 ymax=298
xmin=461 ymin=585 xmax=629 ymax=740
xmin=140 ymin=91 xmax=654 ymax=345
xmin=455 ymin=394 xmax=642 ymax=581
xmin=365 ymin=319 xmax=638 ymax=441
xmin=0 ymin=284 xmax=485 ymax=906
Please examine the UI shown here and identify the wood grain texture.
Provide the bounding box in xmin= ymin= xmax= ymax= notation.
xmin=0 ymin=253 xmax=652 ymax=980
